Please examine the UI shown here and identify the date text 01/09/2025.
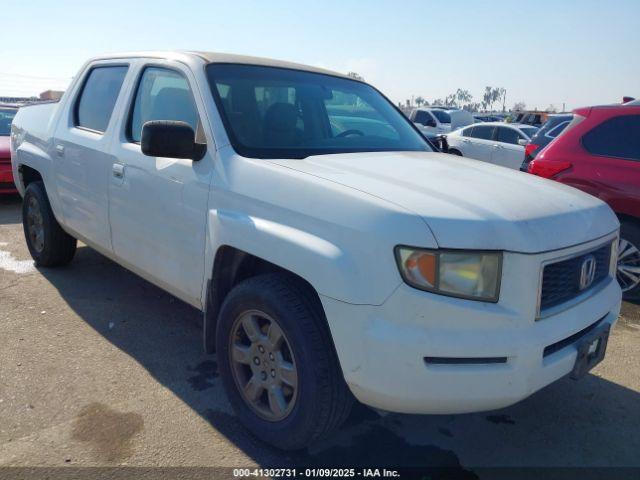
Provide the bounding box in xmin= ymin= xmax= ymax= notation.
xmin=232 ymin=468 xmax=401 ymax=478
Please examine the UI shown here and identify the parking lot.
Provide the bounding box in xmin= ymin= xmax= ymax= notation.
xmin=1 ymin=192 xmax=639 ymax=472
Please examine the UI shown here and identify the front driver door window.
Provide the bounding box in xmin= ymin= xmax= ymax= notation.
xmin=129 ymin=67 xmax=201 ymax=142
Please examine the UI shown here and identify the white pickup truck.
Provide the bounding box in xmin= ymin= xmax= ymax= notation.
xmin=11 ymin=51 xmax=622 ymax=450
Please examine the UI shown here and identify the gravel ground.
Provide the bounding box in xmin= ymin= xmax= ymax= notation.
xmin=1 ymin=193 xmax=639 ymax=476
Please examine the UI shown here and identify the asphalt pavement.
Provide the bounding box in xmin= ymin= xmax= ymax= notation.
xmin=1 ymin=193 xmax=639 ymax=476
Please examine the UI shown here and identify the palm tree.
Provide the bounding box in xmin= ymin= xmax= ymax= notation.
xmin=483 ymin=86 xmax=492 ymax=112
xmin=456 ymin=89 xmax=472 ymax=107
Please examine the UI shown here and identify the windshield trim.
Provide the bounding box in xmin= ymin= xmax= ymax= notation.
xmin=206 ymin=63 xmax=435 ymax=159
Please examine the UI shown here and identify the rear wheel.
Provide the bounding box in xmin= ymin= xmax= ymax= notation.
xmin=22 ymin=181 xmax=76 ymax=267
xmin=618 ymin=220 xmax=640 ymax=300
xmin=216 ymin=273 xmax=353 ymax=449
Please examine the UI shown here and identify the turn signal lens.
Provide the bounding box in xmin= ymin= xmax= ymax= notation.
xmin=403 ymin=250 xmax=437 ymax=288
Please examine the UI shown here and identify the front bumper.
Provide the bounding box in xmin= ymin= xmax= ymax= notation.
xmin=321 ymin=234 xmax=622 ymax=414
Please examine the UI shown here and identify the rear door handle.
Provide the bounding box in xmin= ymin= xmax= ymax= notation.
xmin=112 ymin=163 xmax=125 ymax=179
xmin=55 ymin=145 xmax=65 ymax=157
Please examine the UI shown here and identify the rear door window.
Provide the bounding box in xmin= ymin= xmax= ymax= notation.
xmin=496 ymin=127 xmax=520 ymax=144
xmin=75 ymin=66 xmax=128 ymax=133
xmin=582 ymin=115 xmax=640 ymax=161
xmin=545 ymin=120 xmax=571 ymax=139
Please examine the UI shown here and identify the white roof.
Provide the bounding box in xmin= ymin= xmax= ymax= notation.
xmin=87 ymin=50 xmax=351 ymax=79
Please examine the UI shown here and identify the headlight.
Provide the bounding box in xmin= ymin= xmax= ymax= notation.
xmin=395 ymin=246 xmax=502 ymax=302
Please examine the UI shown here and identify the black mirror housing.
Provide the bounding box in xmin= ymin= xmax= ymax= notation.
xmin=141 ymin=121 xmax=206 ymax=160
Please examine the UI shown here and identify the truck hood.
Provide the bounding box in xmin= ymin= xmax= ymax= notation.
xmin=271 ymin=151 xmax=618 ymax=253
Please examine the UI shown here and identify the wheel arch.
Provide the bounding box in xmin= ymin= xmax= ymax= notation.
xmin=203 ymin=245 xmax=326 ymax=354
xmin=18 ymin=164 xmax=43 ymax=190
xmin=617 ymin=213 xmax=640 ymax=228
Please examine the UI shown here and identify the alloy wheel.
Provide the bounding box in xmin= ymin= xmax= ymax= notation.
xmin=229 ymin=310 xmax=298 ymax=421
xmin=617 ymin=237 xmax=640 ymax=293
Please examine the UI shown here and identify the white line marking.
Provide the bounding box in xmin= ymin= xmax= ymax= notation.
xmin=0 ymin=243 xmax=36 ymax=274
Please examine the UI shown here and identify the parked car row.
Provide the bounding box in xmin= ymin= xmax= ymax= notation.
xmin=446 ymin=122 xmax=539 ymax=169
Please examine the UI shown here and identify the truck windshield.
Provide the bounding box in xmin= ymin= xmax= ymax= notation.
xmin=431 ymin=110 xmax=451 ymax=124
xmin=206 ymin=64 xmax=432 ymax=159
xmin=0 ymin=108 xmax=17 ymax=136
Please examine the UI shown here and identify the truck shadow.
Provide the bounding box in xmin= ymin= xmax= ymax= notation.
xmin=37 ymin=245 xmax=640 ymax=472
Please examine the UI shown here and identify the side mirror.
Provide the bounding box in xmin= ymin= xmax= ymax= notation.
xmin=518 ymin=138 xmax=528 ymax=146
xmin=424 ymin=119 xmax=436 ymax=128
xmin=141 ymin=121 xmax=206 ymax=160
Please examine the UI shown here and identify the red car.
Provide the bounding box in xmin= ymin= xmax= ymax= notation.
xmin=0 ymin=105 xmax=19 ymax=194
xmin=528 ymin=102 xmax=640 ymax=299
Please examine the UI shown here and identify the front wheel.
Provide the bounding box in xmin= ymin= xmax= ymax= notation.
xmin=22 ymin=181 xmax=77 ymax=267
xmin=618 ymin=221 xmax=640 ymax=300
xmin=216 ymin=273 xmax=353 ymax=450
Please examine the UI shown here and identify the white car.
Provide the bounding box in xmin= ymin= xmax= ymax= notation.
xmin=409 ymin=107 xmax=454 ymax=135
xmin=446 ymin=122 xmax=539 ymax=169
xmin=11 ymin=51 xmax=621 ymax=450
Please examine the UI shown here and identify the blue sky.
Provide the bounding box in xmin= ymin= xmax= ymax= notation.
xmin=2 ymin=0 xmax=639 ymax=110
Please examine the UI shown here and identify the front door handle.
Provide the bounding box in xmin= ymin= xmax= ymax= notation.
xmin=112 ymin=163 xmax=125 ymax=179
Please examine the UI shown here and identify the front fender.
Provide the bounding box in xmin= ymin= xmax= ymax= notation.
xmin=204 ymin=208 xmax=401 ymax=306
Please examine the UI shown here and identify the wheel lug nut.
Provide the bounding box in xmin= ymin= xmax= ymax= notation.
xmin=269 ymin=352 xmax=275 ymax=360
xmin=253 ymin=357 xmax=260 ymax=365
xmin=271 ymin=369 xmax=276 ymax=378
xmin=258 ymin=345 xmax=265 ymax=353
xmin=261 ymin=371 xmax=267 ymax=381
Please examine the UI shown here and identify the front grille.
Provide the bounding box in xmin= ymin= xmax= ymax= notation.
xmin=540 ymin=243 xmax=611 ymax=312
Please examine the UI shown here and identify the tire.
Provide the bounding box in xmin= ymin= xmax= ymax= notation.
xmin=448 ymin=149 xmax=463 ymax=156
xmin=22 ymin=181 xmax=77 ymax=267
xmin=216 ymin=273 xmax=353 ymax=450
xmin=618 ymin=220 xmax=640 ymax=300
